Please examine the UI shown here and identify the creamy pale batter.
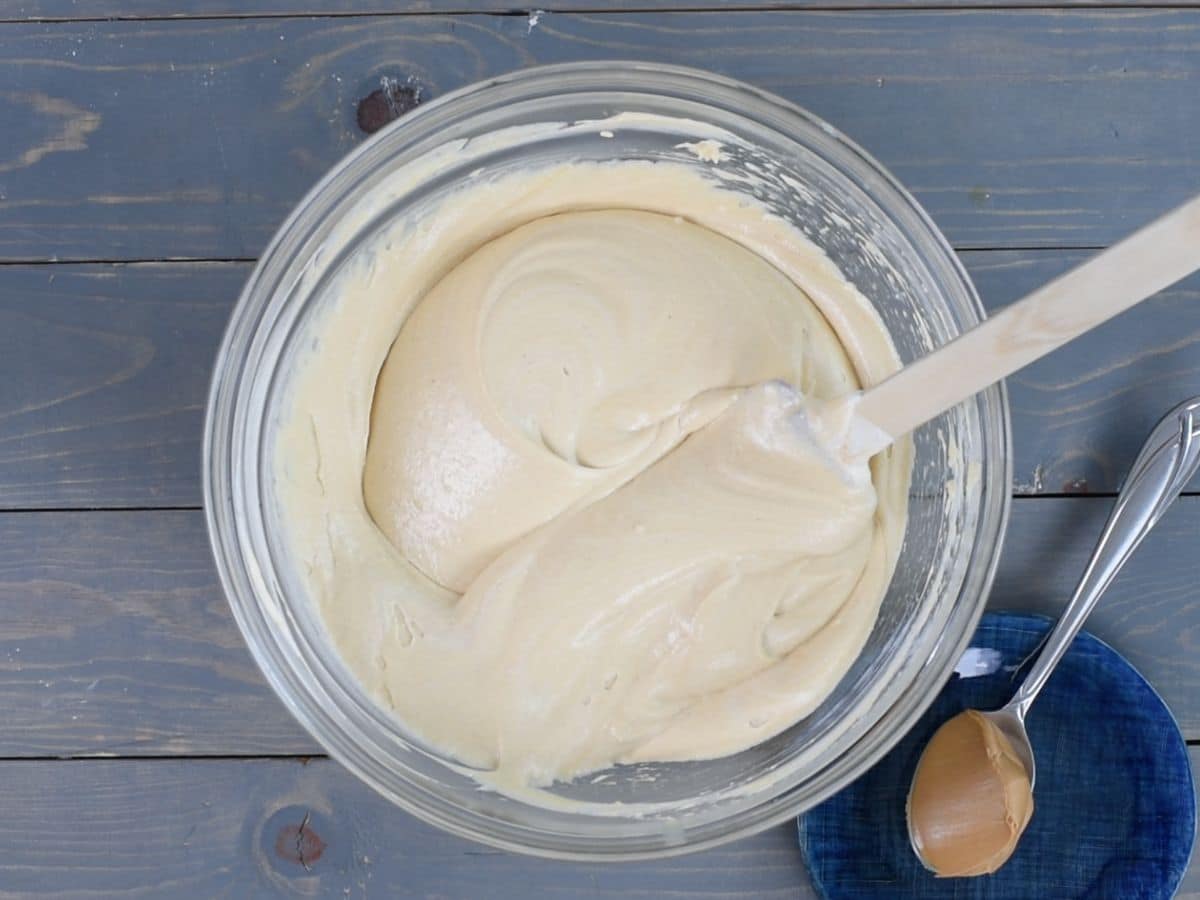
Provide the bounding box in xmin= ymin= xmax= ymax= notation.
xmin=273 ymin=150 xmax=911 ymax=792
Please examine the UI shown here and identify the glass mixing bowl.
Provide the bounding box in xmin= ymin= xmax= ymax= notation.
xmin=204 ymin=62 xmax=1010 ymax=860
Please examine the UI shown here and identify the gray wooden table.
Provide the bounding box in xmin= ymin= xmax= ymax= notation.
xmin=2 ymin=2 xmax=1199 ymax=896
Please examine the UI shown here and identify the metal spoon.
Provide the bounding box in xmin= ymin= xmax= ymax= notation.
xmin=907 ymin=396 xmax=1200 ymax=875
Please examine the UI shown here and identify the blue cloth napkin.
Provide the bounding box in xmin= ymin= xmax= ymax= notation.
xmin=798 ymin=611 xmax=1195 ymax=899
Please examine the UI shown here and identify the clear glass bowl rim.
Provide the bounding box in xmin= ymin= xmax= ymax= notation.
xmin=203 ymin=61 xmax=1012 ymax=861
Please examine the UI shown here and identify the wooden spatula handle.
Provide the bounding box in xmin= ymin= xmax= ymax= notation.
xmin=857 ymin=194 xmax=1200 ymax=442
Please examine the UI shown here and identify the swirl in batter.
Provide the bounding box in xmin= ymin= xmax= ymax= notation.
xmin=274 ymin=159 xmax=910 ymax=790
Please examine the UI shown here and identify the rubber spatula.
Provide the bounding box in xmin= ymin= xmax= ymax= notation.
xmin=848 ymin=193 xmax=1200 ymax=457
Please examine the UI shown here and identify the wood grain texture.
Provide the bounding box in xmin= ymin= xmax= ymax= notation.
xmin=860 ymin=196 xmax=1200 ymax=445
xmin=11 ymin=0 xmax=1200 ymax=20
xmin=0 ymin=263 xmax=239 ymax=508
xmin=0 ymin=756 xmax=814 ymax=899
xmin=0 ymin=510 xmax=317 ymax=756
xmin=0 ymin=499 xmax=1195 ymax=757
xmin=4 ymin=256 xmax=1199 ymax=508
xmin=973 ymin=252 xmax=1200 ymax=498
xmin=1 ymin=11 xmax=1198 ymax=261
xmin=0 ymin=751 xmax=1189 ymax=897
xmin=2 ymin=7 xmax=1195 ymax=897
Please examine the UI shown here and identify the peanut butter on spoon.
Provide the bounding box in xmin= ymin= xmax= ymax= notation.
xmin=906 ymin=710 xmax=1033 ymax=877
xmin=906 ymin=397 xmax=1200 ymax=879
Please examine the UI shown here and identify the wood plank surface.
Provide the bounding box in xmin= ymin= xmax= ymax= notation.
xmin=0 ymin=263 xmax=240 ymax=509
xmin=0 ymin=757 xmax=815 ymax=899
xmin=4 ymin=255 xmax=1198 ymax=509
xmin=0 ymin=510 xmax=317 ymax=756
xmin=1 ymin=11 xmax=1199 ymax=261
xmin=0 ymin=751 xmax=1190 ymax=898
xmin=10 ymin=0 xmax=1200 ymax=21
xmin=3 ymin=3 xmax=1197 ymax=897
xmin=972 ymin=252 xmax=1200 ymax=499
xmin=0 ymin=497 xmax=1195 ymax=758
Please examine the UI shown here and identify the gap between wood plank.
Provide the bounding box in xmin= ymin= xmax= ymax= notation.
xmin=0 ymin=248 xmax=1112 ymax=267
xmin=0 ymin=740 xmax=1191 ymax=761
xmin=0 ymin=258 xmax=259 ymax=267
xmin=4 ymin=5 xmax=1200 ymax=26
xmin=3 ymin=494 xmax=1195 ymax=512
xmin=0 ymin=754 xmax=329 ymax=762
xmin=0 ymin=492 xmax=1192 ymax=513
